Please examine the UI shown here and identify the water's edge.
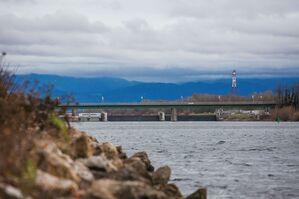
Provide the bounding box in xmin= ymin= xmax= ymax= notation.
xmin=72 ymin=122 xmax=299 ymax=199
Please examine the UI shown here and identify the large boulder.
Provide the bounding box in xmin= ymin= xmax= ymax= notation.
xmin=37 ymin=147 xmax=81 ymax=182
xmin=71 ymin=135 xmax=93 ymax=159
xmin=152 ymin=166 xmax=171 ymax=185
xmin=78 ymin=155 xmax=120 ymax=179
xmin=69 ymin=128 xmax=84 ymax=139
xmin=123 ymin=158 xmax=151 ymax=181
xmin=69 ymin=129 xmax=98 ymax=143
xmin=109 ymin=165 xmax=152 ymax=185
xmin=155 ymin=184 xmax=183 ymax=199
xmin=88 ymin=179 xmax=168 ymax=199
xmin=186 ymin=187 xmax=207 ymax=199
xmin=34 ymin=170 xmax=78 ymax=197
xmin=78 ymin=155 xmax=118 ymax=172
xmin=34 ymin=140 xmax=80 ymax=182
xmin=85 ymin=133 xmax=98 ymax=143
xmin=34 ymin=139 xmax=93 ymax=185
xmin=0 ymin=183 xmax=24 ymax=199
xmin=69 ymin=128 xmax=98 ymax=143
xmin=92 ymin=142 xmax=119 ymax=159
xmin=116 ymin=145 xmax=127 ymax=159
xmin=73 ymin=160 xmax=94 ymax=185
xmin=91 ymin=142 xmax=102 ymax=156
xmin=130 ymin=152 xmax=154 ymax=172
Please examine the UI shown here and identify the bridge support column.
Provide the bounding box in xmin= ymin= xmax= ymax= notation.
xmin=158 ymin=111 xmax=165 ymax=121
xmin=171 ymin=108 xmax=177 ymax=122
xmin=215 ymin=108 xmax=223 ymax=121
xmin=256 ymin=114 xmax=260 ymax=120
xmin=101 ymin=112 xmax=108 ymax=122
xmin=72 ymin=108 xmax=78 ymax=116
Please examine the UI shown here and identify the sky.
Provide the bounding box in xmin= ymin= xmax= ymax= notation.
xmin=0 ymin=0 xmax=299 ymax=82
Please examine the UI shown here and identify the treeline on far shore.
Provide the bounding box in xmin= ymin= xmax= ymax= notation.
xmin=186 ymin=83 xmax=299 ymax=121
xmin=272 ymin=84 xmax=299 ymax=121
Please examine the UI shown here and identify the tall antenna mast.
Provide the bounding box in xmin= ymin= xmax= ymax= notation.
xmin=231 ymin=69 xmax=238 ymax=96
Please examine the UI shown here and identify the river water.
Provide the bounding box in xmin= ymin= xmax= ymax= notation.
xmin=72 ymin=122 xmax=299 ymax=199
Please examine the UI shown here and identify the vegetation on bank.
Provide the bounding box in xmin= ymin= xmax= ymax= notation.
xmin=273 ymin=84 xmax=299 ymax=121
xmin=270 ymin=106 xmax=299 ymax=121
xmin=0 ymin=64 xmax=72 ymax=197
xmin=187 ymin=91 xmax=275 ymax=102
xmin=188 ymin=87 xmax=299 ymax=121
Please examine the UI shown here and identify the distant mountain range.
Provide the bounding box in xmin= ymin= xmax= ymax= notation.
xmin=15 ymin=74 xmax=299 ymax=103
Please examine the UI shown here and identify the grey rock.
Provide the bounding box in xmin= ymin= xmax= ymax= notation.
xmin=153 ymin=166 xmax=171 ymax=185
xmin=186 ymin=187 xmax=207 ymax=199
xmin=0 ymin=183 xmax=24 ymax=199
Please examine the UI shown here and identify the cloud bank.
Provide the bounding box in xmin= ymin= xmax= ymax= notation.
xmin=0 ymin=0 xmax=299 ymax=82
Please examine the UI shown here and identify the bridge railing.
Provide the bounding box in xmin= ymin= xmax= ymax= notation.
xmin=57 ymin=101 xmax=277 ymax=109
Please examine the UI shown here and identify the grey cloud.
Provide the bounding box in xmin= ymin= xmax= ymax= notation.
xmin=170 ymin=0 xmax=299 ymax=19
xmin=0 ymin=0 xmax=299 ymax=82
xmin=1 ymin=0 xmax=35 ymax=4
xmin=0 ymin=12 xmax=108 ymax=33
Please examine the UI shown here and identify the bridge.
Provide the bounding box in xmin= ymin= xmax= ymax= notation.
xmin=58 ymin=101 xmax=276 ymax=122
xmin=58 ymin=101 xmax=276 ymax=109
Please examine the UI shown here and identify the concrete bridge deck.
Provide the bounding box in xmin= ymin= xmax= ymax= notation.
xmin=58 ymin=101 xmax=276 ymax=122
xmin=58 ymin=101 xmax=276 ymax=109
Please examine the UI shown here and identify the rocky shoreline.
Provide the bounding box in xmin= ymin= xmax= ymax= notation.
xmin=0 ymin=66 xmax=206 ymax=199
xmin=0 ymin=128 xmax=206 ymax=199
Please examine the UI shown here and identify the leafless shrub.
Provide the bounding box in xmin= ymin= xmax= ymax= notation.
xmin=292 ymin=112 xmax=299 ymax=121
xmin=187 ymin=91 xmax=275 ymax=102
xmin=270 ymin=106 xmax=295 ymax=121
xmin=0 ymin=62 xmax=67 ymax=188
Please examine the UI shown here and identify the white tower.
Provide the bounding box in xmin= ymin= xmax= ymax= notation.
xmin=231 ymin=69 xmax=237 ymax=96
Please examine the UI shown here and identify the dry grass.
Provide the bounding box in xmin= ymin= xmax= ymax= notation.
xmin=292 ymin=112 xmax=299 ymax=121
xmin=270 ymin=106 xmax=298 ymax=121
xmin=0 ymin=64 xmax=66 ymax=191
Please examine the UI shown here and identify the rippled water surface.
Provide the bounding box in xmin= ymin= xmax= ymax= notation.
xmin=72 ymin=122 xmax=299 ymax=199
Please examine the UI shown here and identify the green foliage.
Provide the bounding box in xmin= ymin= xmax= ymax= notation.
xmin=50 ymin=114 xmax=66 ymax=132
xmin=22 ymin=159 xmax=37 ymax=183
xmin=50 ymin=114 xmax=70 ymax=142
xmin=21 ymin=159 xmax=37 ymax=195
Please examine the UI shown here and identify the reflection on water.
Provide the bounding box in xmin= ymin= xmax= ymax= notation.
xmin=72 ymin=122 xmax=299 ymax=199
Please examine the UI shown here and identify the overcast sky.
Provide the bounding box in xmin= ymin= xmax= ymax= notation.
xmin=0 ymin=0 xmax=299 ymax=82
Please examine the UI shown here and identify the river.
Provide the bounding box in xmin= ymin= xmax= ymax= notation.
xmin=72 ymin=122 xmax=299 ymax=199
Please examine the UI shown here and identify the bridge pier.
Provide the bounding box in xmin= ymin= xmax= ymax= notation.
xmin=215 ymin=108 xmax=224 ymax=121
xmin=158 ymin=111 xmax=165 ymax=121
xmin=171 ymin=108 xmax=177 ymax=122
xmin=72 ymin=108 xmax=78 ymax=116
xmin=101 ymin=112 xmax=108 ymax=122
